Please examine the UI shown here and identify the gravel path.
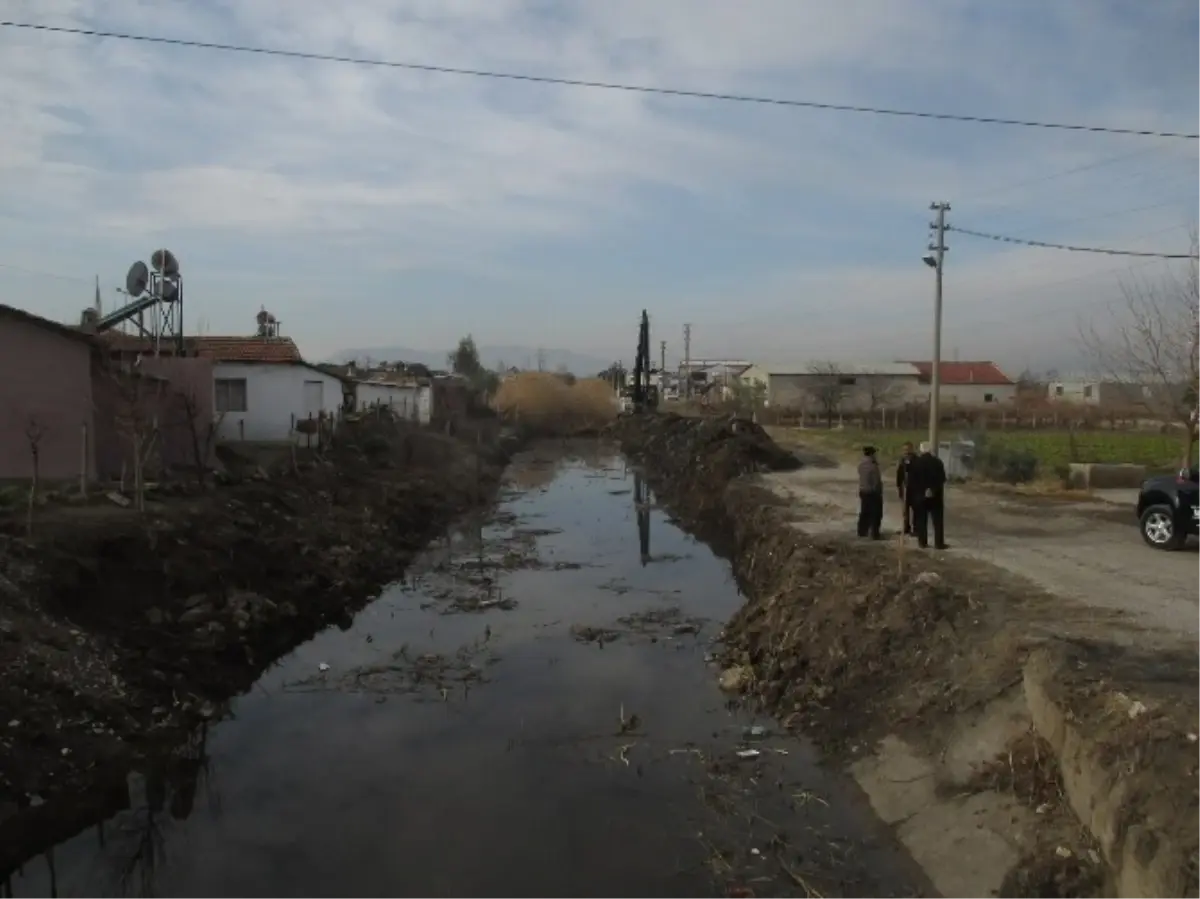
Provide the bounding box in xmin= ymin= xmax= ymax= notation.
xmin=764 ymin=465 xmax=1199 ymax=645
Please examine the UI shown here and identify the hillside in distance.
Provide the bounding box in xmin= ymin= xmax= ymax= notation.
xmin=329 ymin=344 xmax=613 ymax=376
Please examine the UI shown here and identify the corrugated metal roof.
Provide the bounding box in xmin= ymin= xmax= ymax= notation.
xmin=751 ymin=361 xmax=922 ymax=377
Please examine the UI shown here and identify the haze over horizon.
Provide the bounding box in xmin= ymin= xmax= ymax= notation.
xmin=1 ymin=0 xmax=1196 ymax=375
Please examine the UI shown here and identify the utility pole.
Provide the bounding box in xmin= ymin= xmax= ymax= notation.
xmin=1185 ymin=309 xmax=1195 ymax=465
xmin=659 ymin=340 xmax=666 ymax=391
xmin=927 ymin=202 xmax=951 ymax=456
xmin=683 ymin=323 xmax=692 ymax=401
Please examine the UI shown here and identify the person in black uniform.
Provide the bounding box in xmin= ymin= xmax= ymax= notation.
xmin=896 ymin=441 xmax=916 ymax=535
xmin=909 ymin=444 xmax=948 ymax=549
xmin=856 ymin=445 xmax=884 ymax=540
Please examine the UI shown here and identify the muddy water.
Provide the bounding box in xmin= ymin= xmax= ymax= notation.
xmin=8 ymin=445 xmax=928 ymax=898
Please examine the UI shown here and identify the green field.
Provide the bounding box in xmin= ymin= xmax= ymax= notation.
xmin=770 ymin=427 xmax=1190 ymax=472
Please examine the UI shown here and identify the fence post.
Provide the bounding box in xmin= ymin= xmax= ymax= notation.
xmin=79 ymin=422 xmax=89 ymax=498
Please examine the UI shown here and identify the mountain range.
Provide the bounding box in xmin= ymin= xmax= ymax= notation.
xmin=328 ymin=344 xmax=614 ymax=376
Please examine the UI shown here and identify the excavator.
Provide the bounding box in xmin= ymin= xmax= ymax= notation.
xmin=621 ymin=309 xmax=659 ymax=414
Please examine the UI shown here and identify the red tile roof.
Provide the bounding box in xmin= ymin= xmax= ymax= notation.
xmin=903 ymin=361 xmax=1014 ymax=386
xmin=97 ymin=332 xmax=302 ymax=363
xmin=192 ymin=336 xmax=302 ymax=363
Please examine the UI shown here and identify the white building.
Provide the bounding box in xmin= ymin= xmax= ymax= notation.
xmin=196 ymin=336 xmax=346 ymax=443
xmin=353 ymin=379 xmax=433 ymax=424
xmin=900 ymin=361 xmax=1017 ymax=407
xmin=740 ymin=361 xmax=925 ymax=411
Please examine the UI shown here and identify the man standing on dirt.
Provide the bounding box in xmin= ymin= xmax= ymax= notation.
xmin=896 ymin=441 xmax=917 ymax=536
xmin=856 ymin=445 xmax=884 ymax=540
xmin=910 ymin=443 xmax=948 ymax=550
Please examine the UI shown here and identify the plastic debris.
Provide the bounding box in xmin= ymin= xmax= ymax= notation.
xmin=318 ymin=662 xmax=331 ymax=672
xmin=735 ymin=749 xmax=761 ymax=760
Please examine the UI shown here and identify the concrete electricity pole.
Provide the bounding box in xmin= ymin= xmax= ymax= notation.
xmin=926 ymin=202 xmax=951 ymax=456
xmin=683 ymin=323 xmax=692 ymax=400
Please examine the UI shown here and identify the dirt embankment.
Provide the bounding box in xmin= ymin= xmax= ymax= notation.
xmin=610 ymin=412 xmax=1199 ymax=898
xmin=0 ymin=417 xmax=517 ymax=838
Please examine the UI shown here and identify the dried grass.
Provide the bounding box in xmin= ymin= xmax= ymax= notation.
xmin=493 ymin=373 xmax=616 ymax=433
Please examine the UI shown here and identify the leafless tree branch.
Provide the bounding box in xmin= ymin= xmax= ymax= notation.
xmin=805 ymin=362 xmax=846 ymax=427
xmin=1078 ymin=228 xmax=1198 ymax=430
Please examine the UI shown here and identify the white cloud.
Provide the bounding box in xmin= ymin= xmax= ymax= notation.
xmin=0 ymin=0 xmax=1194 ymax=367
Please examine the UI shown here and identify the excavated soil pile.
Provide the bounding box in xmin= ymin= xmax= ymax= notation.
xmin=0 ymin=418 xmax=515 ymax=818
xmin=614 ymin=412 xmax=1199 ymax=897
xmin=610 ymin=412 xmax=800 ymax=519
xmin=614 ymin=412 xmax=1023 ymax=751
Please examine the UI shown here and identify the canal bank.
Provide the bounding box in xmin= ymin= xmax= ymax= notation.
xmin=612 ymin=412 xmax=1198 ymax=898
xmin=0 ymin=416 xmax=517 ymax=839
xmin=5 ymin=444 xmax=930 ymax=898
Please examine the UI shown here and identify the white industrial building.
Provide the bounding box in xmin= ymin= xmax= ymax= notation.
xmin=740 ymin=362 xmax=926 ymax=411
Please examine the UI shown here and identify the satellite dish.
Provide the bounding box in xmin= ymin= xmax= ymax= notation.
xmin=158 ymin=277 xmax=179 ymax=301
xmin=150 ymin=248 xmax=179 ymax=276
xmin=125 ymin=260 xmax=149 ymax=297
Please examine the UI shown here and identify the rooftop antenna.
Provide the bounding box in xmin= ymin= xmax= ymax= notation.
xmin=86 ymin=252 xmax=184 ymax=356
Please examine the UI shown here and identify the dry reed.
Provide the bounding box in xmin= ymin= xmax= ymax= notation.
xmin=493 ymin=373 xmax=617 ymax=433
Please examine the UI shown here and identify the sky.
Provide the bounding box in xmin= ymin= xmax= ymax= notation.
xmin=0 ymin=0 xmax=1196 ymax=372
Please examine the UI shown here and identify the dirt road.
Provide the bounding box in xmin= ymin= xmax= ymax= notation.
xmin=764 ymin=465 xmax=1199 ymax=645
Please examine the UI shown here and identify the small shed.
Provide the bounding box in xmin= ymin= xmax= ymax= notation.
xmin=352 ymin=379 xmax=432 ymax=423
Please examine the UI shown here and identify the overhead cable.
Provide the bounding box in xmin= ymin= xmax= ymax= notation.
xmin=947 ymin=226 xmax=1198 ymax=259
xmin=2 ymin=20 xmax=1197 ymax=139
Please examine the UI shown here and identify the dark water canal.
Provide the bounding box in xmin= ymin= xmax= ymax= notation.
xmin=7 ymin=444 xmax=928 ymax=898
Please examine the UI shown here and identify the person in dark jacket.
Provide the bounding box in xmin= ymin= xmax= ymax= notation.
xmin=856 ymin=445 xmax=884 ymax=540
xmin=896 ymin=441 xmax=916 ymax=535
xmin=909 ymin=444 xmax=948 ymax=549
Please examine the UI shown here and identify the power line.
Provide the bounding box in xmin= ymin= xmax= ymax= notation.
xmin=948 ymin=226 xmax=1197 ymax=259
xmin=3 ymin=20 xmax=1198 ymax=140
xmin=956 ymin=144 xmax=1186 ymax=203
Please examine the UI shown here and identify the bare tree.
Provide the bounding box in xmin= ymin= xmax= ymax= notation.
xmin=24 ymin=415 xmax=47 ymax=535
xmin=864 ymin=376 xmax=904 ymax=427
xmin=102 ymin=362 xmax=162 ymax=512
xmin=175 ymin=388 xmax=223 ymax=489
xmin=1080 ymin=229 xmax=1199 ymax=463
xmin=805 ymin=362 xmax=846 ymax=428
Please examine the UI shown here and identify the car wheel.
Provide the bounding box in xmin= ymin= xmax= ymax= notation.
xmin=1140 ymin=504 xmax=1184 ymax=550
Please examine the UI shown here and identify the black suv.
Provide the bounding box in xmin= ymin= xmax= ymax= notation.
xmin=1137 ymin=465 xmax=1199 ymax=550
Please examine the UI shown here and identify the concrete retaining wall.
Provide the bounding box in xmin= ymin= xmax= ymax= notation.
xmin=1024 ymin=648 xmax=1194 ymax=898
xmin=1067 ymin=463 xmax=1147 ymax=490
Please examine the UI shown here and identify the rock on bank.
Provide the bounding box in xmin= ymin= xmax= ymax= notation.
xmin=0 ymin=417 xmax=517 ymax=824
xmin=610 ymin=411 xmax=1198 ymax=899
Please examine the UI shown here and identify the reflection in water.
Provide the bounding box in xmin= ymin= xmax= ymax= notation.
xmin=634 ymin=472 xmax=651 ymax=566
xmin=7 ymin=447 xmax=926 ymax=898
xmin=109 ymin=724 xmax=216 ymax=898
xmin=2 ymin=723 xmax=215 ymax=898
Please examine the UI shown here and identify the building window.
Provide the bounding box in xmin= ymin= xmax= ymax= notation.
xmin=215 ymin=378 xmax=248 ymax=413
xmin=984 ymin=393 xmax=994 ymax=403
xmin=1083 ymin=384 xmax=1093 ymax=399
xmin=837 ymin=376 xmax=857 ymax=387
xmin=1055 ymin=384 xmax=1064 ymax=396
